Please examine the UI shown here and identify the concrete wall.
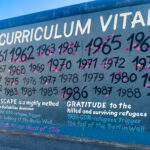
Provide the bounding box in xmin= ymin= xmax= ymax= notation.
xmin=0 ymin=0 xmax=150 ymax=149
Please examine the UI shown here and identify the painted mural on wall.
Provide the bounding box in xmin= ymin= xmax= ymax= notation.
xmin=0 ymin=3 xmax=150 ymax=145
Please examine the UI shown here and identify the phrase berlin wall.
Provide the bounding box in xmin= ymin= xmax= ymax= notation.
xmin=0 ymin=2 xmax=150 ymax=146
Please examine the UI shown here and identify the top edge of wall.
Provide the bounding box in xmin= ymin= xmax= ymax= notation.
xmin=0 ymin=0 xmax=150 ymax=30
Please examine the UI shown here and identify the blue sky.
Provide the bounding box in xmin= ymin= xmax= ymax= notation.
xmin=0 ymin=0 xmax=94 ymax=20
